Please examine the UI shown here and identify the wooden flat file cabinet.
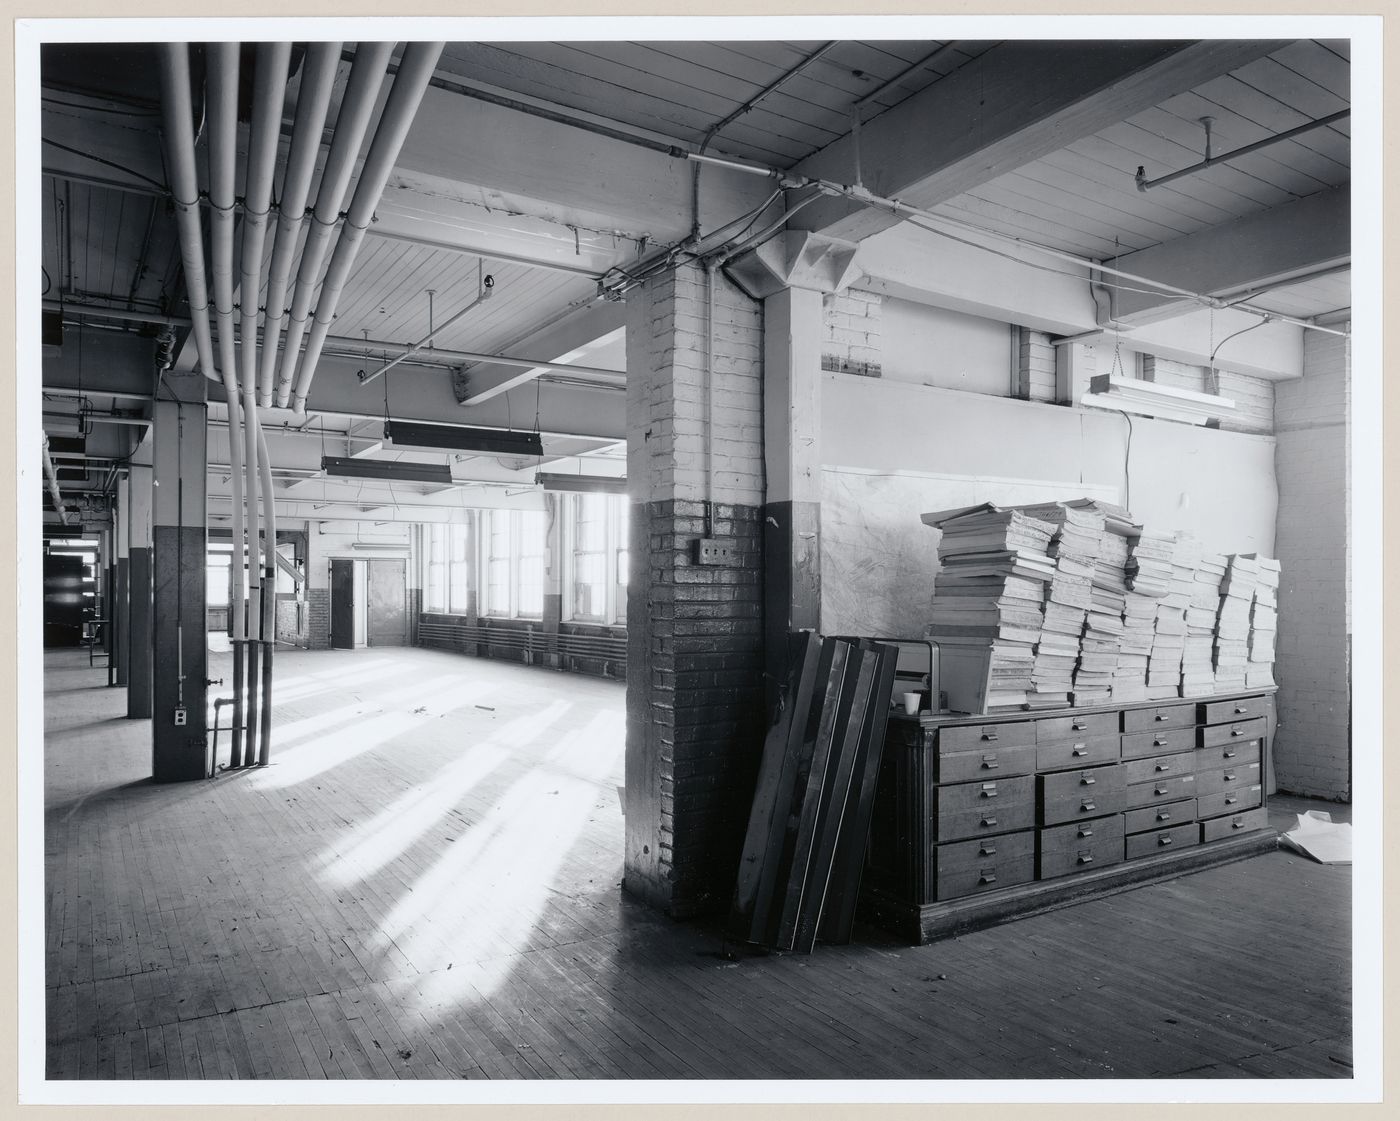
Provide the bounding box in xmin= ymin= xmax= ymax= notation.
xmin=862 ymin=690 xmax=1277 ymax=943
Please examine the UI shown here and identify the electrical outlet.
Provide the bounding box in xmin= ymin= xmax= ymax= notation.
xmin=694 ymin=538 xmax=735 ymax=566
xmin=173 ymin=705 xmax=187 ymax=727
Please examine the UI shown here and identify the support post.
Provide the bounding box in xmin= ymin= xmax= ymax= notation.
xmin=126 ymin=444 xmax=154 ymax=720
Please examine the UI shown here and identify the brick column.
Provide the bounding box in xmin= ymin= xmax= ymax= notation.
xmin=126 ymin=442 xmax=154 ymax=719
xmin=624 ymin=262 xmax=766 ymax=917
xmin=1015 ymin=328 xmax=1057 ymax=402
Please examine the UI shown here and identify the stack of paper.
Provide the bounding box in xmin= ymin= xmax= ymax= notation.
xmin=1166 ymin=535 xmax=1211 ymax=697
xmin=1075 ymin=529 xmax=1129 ymax=706
xmin=1188 ymin=552 xmax=1228 ymax=694
xmin=923 ymin=505 xmax=1058 ymax=710
xmin=1243 ymin=554 xmax=1280 ymax=688
xmin=1213 ymin=554 xmax=1258 ymax=692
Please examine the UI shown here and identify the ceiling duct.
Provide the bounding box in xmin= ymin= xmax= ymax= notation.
xmin=320 ymin=456 xmax=455 ymax=485
xmin=384 ymin=421 xmax=544 ymax=458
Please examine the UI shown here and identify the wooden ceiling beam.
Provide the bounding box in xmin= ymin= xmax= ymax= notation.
xmin=790 ymin=39 xmax=1287 ymax=244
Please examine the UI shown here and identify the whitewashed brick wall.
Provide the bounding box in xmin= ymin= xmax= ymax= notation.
xmin=1271 ymin=328 xmax=1351 ymax=799
xmin=1015 ymin=328 xmax=1057 ymax=402
xmin=1142 ymin=354 xmax=1275 ymax=434
xmin=821 ymin=288 xmax=882 ymax=377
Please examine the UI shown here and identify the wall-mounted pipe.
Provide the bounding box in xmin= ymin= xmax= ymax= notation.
xmin=155 ymin=45 xmax=218 ymax=384
xmin=291 ymin=41 xmax=446 ymax=415
xmin=258 ymin=41 xmax=342 ymax=408
xmin=1136 ymin=110 xmax=1349 ymax=193
xmin=275 ymin=42 xmax=395 ymax=408
xmin=42 ymin=434 xmax=70 ymax=525
xmin=255 ymin=415 xmax=278 ymax=765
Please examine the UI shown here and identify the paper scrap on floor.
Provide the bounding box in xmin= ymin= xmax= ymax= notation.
xmin=1279 ymin=810 xmax=1351 ymax=865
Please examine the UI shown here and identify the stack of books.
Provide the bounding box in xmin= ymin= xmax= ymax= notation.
xmin=1213 ymin=554 xmax=1258 ymax=692
xmin=1244 ymin=554 xmax=1281 ymax=688
xmin=1075 ymin=529 xmax=1129 ymax=706
xmin=1189 ymin=553 xmax=1228 ymax=693
xmin=922 ymin=505 xmax=1058 ymax=711
xmin=1015 ymin=502 xmax=1103 ymax=709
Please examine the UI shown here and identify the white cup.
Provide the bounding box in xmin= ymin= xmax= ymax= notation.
xmin=902 ymin=692 xmax=921 ymax=715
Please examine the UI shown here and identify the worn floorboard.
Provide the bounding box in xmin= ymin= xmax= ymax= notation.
xmin=41 ymin=646 xmax=1352 ymax=1082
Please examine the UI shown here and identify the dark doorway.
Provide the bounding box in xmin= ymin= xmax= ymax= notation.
xmin=329 ymin=558 xmax=354 ymax=649
xmin=367 ymin=559 xmax=407 ymax=647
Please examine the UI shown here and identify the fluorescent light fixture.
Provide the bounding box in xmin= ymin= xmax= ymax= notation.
xmin=1081 ymin=374 xmax=1236 ymax=426
xmin=384 ymin=421 xmax=544 ymax=457
xmin=321 ymin=456 xmax=454 ymax=485
xmin=535 ymin=471 xmax=628 ymax=495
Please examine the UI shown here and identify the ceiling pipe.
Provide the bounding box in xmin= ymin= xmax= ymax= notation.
xmin=291 ymin=41 xmax=447 ymax=416
xmin=257 ymin=41 xmax=341 ymax=408
xmin=155 ymin=44 xmax=218 ymax=384
xmin=274 ymin=41 xmax=395 ymax=408
xmin=206 ymin=42 xmax=248 ymax=647
xmin=238 ymin=42 xmax=292 ymax=399
xmin=41 ymin=434 xmax=70 ymax=525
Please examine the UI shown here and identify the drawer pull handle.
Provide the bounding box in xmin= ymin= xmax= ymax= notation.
xmin=1156 ymin=810 xmax=1172 ymax=822
xmin=1080 ymin=800 xmax=1096 ymax=813
xmin=1232 ymin=818 xmax=1246 ymax=829
xmin=1231 ymin=729 xmax=1246 ymax=737
xmin=980 ymin=783 xmax=998 ymax=798
xmin=1224 ymin=772 xmax=1237 ymax=781
xmin=981 ymin=815 xmax=998 ymax=827
xmin=979 ymin=870 xmax=997 ymax=884
xmin=1072 ymin=721 xmax=1087 ymax=731
xmin=1154 ymin=786 xmax=1169 ymax=796
xmin=1223 ymin=750 xmax=1237 ymax=759
xmin=981 ymin=754 xmax=1000 ymax=770
xmin=1071 ymin=744 xmax=1088 ymax=757
xmin=1076 ymin=853 xmax=1095 ymax=865
xmin=1078 ymin=827 xmax=1094 ymax=839
xmin=1234 ymin=706 xmax=1249 ymax=714
xmin=1155 ymin=762 xmax=1171 ymax=772
xmin=1159 ymin=834 xmax=1174 ymax=846
xmin=982 ymin=731 xmax=998 ymax=742
xmin=980 ymin=844 xmax=997 ymax=856
xmin=1224 ymin=796 xmax=1239 ymax=806
xmin=1154 ymin=713 xmax=1169 ymax=722
xmin=1080 ymin=775 xmax=1096 ymax=786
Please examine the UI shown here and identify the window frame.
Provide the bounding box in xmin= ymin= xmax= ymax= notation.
xmin=565 ymin=493 xmax=628 ymax=626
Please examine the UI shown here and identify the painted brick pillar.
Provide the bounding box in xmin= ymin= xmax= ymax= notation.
xmin=113 ymin=474 xmax=130 ymax=686
xmin=151 ymin=376 xmax=209 ymax=782
xmin=1272 ymin=327 xmax=1351 ymax=799
xmin=126 ymin=442 xmax=154 ymax=720
xmin=624 ymin=262 xmax=766 ymax=918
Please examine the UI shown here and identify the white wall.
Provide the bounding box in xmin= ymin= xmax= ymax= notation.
xmin=819 ymin=373 xmax=1279 ymax=639
xmin=881 ymin=298 xmax=1013 ymax=394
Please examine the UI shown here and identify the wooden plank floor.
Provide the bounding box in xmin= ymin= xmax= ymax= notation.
xmin=43 ymin=646 xmax=1352 ymax=1081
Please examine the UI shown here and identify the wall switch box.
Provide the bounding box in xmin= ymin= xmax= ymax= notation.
xmin=173 ymin=705 xmax=187 ymax=727
xmin=694 ymin=538 xmax=735 ymax=566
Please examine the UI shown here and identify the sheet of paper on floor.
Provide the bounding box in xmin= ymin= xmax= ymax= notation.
xmin=1279 ymin=810 xmax=1352 ymax=865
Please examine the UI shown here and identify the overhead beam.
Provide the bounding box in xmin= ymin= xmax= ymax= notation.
xmin=791 ymin=39 xmax=1285 ymax=243
xmin=1108 ymin=186 xmax=1350 ymax=325
xmin=457 ymin=303 xmax=627 ymax=406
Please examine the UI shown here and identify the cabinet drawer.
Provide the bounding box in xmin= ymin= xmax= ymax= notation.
xmin=1123 ymin=799 xmax=1195 ymax=834
xmin=1200 ymin=805 xmax=1269 ymax=842
xmin=1200 ymin=696 xmax=1271 ymax=725
xmin=1195 ymin=760 xmax=1262 ymax=798
xmin=1036 ymin=712 xmax=1118 ymax=743
xmin=1124 ymin=750 xmax=1194 ymax=786
xmin=1122 ymin=702 xmax=1197 ymax=733
xmin=1037 ymin=815 xmax=1125 ymax=879
xmin=933 ymin=776 xmax=1035 ymax=843
xmin=1122 ymin=727 xmax=1197 ymax=759
xmin=937 ymin=720 xmax=1036 ymax=754
xmin=1125 ymin=822 xmax=1200 ymax=860
xmin=1125 ymin=772 xmax=1197 ymax=808
xmin=1038 ymin=765 xmax=1126 ymax=825
xmin=931 ymin=836 xmax=1035 ymax=901
xmin=1199 ymin=717 xmax=1268 ymax=749
xmin=1196 ymin=736 xmax=1262 ymax=769
xmin=931 ymin=743 xmax=1036 ymax=785
xmin=1037 ymin=735 xmax=1120 ymax=773
xmin=1197 ymin=784 xmax=1262 ymax=820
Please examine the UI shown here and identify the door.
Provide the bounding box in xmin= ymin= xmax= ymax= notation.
xmin=367 ymin=559 xmax=408 ymax=647
xmin=329 ymin=558 xmax=355 ymax=649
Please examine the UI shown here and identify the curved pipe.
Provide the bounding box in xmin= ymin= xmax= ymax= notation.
xmin=275 ymin=41 xmax=394 ymax=408
xmin=255 ymin=415 xmax=278 ymax=765
xmin=155 ymin=44 xmax=217 ymax=384
xmin=42 ymin=434 xmax=69 ymax=524
xmin=258 ymin=41 xmax=341 ymax=408
xmin=291 ymin=41 xmax=445 ymax=415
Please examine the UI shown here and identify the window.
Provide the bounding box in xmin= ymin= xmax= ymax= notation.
xmin=481 ymin=509 xmax=546 ymax=620
xmin=568 ymin=493 xmax=628 ymax=625
xmin=424 ymin=523 xmax=448 ymax=612
xmin=449 ymin=524 xmax=470 ymax=614
xmin=206 ymin=552 xmax=231 ymax=608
